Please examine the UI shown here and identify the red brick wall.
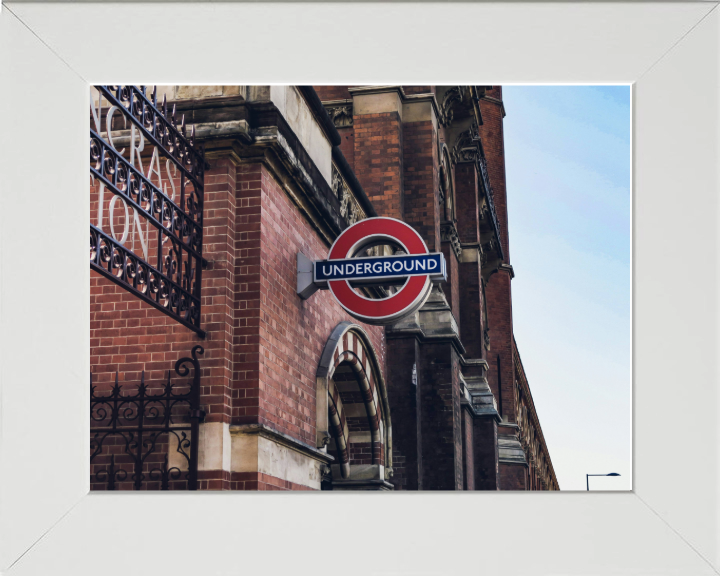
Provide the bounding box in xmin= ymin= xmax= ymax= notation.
xmin=235 ymin=162 xmax=386 ymax=446
xmin=454 ymin=163 xmax=479 ymax=244
xmin=500 ymin=463 xmax=527 ymax=491
xmin=385 ymin=337 xmax=421 ymax=490
xmin=90 ymin=153 xmax=241 ymax=491
xmin=403 ymin=120 xmax=440 ymax=252
xmin=91 ymin=155 xmax=239 ymax=429
xmin=198 ymin=470 xmax=313 ymax=491
xmin=353 ymin=113 xmax=404 ymax=220
xmin=418 ymin=343 xmax=463 ymax=490
xmin=459 ymin=262 xmax=484 ymax=359
xmin=479 ymin=89 xmax=517 ymax=426
xmin=480 ymin=88 xmax=509 ymax=257
xmin=91 ymin=152 xmax=387 ymax=489
xmin=403 ymin=86 xmax=434 ymax=95
xmin=485 ymin=272 xmax=513 ymax=413
xmin=314 ymin=86 xmax=353 ymax=101
xmin=453 ymin=162 xmax=485 ymax=359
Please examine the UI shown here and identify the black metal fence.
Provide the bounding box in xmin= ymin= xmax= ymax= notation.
xmin=90 ymin=345 xmax=205 ymax=490
xmin=90 ymin=85 xmax=207 ymax=337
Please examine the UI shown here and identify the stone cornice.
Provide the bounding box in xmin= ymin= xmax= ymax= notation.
xmin=499 ymin=263 xmax=515 ymax=278
xmin=460 ymin=357 xmax=489 ymax=370
xmin=177 ymin=99 xmax=351 ymax=246
xmin=230 ymin=423 xmax=335 ymax=464
xmin=498 ymin=433 xmax=528 ymax=466
xmin=385 ymin=288 xmax=466 ymax=356
xmin=109 ymin=120 xmax=254 ymax=148
xmin=330 ymin=478 xmax=394 ymax=491
xmin=347 ymin=86 xmax=442 ymax=126
xmin=417 ymin=286 xmax=466 ymax=355
xmin=403 ymin=92 xmax=442 ymax=125
xmin=348 ymin=85 xmax=407 ymax=99
xmin=463 ymin=372 xmax=501 ymax=421
xmin=479 ymin=94 xmax=507 ymax=118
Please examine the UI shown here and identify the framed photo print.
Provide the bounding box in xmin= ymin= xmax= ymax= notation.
xmin=0 ymin=2 xmax=717 ymax=574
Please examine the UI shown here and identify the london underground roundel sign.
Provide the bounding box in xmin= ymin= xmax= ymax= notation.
xmin=302 ymin=218 xmax=446 ymax=325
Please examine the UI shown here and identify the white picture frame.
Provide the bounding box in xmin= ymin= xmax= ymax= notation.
xmin=0 ymin=2 xmax=718 ymax=574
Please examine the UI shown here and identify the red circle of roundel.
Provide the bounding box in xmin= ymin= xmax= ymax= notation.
xmin=327 ymin=218 xmax=432 ymax=323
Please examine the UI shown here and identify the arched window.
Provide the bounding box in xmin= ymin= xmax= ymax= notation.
xmin=316 ymin=322 xmax=393 ymax=490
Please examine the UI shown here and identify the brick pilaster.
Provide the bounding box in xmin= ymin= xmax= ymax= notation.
xmin=385 ymin=337 xmax=422 ymax=490
xmin=473 ymin=418 xmax=499 ymax=489
xmin=403 ymin=119 xmax=440 ymax=252
xmin=418 ymin=342 xmax=463 ymax=490
xmin=353 ymin=112 xmax=404 ymax=220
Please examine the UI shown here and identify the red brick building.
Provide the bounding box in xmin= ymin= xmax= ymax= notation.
xmin=90 ymin=85 xmax=558 ymax=491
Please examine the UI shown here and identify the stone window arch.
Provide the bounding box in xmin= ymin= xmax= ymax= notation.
xmin=316 ymin=322 xmax=393 ymax=490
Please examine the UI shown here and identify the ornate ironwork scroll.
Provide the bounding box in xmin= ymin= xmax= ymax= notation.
xmin=90 ymin=345 xmax=205 ymax=490
xmin=90 ymin=85 xmax=207 ymax=336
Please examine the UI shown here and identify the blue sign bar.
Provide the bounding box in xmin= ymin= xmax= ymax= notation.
xmin=314 ymin=253 xmax=446 ymax=285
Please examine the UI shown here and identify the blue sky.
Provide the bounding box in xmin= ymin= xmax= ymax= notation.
xmin=502 ymin=86 xmax=631 ymax=491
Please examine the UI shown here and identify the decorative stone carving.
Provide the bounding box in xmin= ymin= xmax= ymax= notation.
xmin=440 ymin=221 xmax=462 ymax=260
xmin=331 ymin=163 xmax=366 ymax=225
xmin=479 ymin=198 xmax=490 ymax=222
xmin=484 ymin=327 xmax=491 ymax=351
xmin=482 ymin=238 xmax=497 ymax=256
xmin=331 ymin=165 xmax=344 ymax=199
xmin=339 ymin=186 xmax=350 ymax=217
xmin=439 ymin=86 xmax=465 ymax=127
xmin=439 ymin=159 xmax=451 ymax=197
xmin=348 ymin=200 xmax=360 ymax=225
xmin=451 ymin=121 xmax=481 ymax=164
xmin=438 ymin=143 xmax=454 ymax=218
xmin=324 ymin=101 xmax=353 ymax=127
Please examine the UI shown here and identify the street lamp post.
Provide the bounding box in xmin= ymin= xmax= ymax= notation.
xmin=586 ymin=472 xmax=620 ymax=491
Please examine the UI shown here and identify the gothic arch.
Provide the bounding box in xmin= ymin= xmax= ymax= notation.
xmin=317 ymin=322 xmax=392 ymax=486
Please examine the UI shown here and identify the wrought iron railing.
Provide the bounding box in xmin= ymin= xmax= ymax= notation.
xmin=90 ymin=85 xmax=207 ymax=336
xmin=90 ymin=345 xmax=205 ymax=490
